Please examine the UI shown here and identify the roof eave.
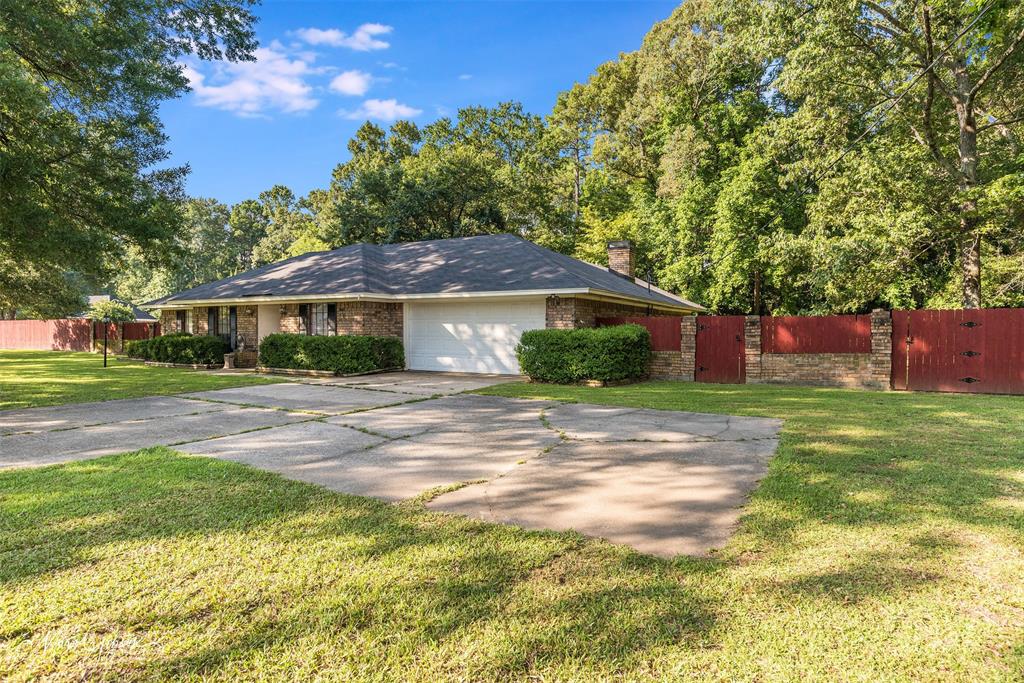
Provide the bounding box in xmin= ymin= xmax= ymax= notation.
xmin=149 ymin=287 xmax=704 ymax=313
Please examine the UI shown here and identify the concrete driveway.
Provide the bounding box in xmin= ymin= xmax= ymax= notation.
xmin=0 ymin=372 xmax=782 ymax=556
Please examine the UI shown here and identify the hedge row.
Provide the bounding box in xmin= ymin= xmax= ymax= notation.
xmin=124 ymin=333 xmax=228 ymax=365
xmin=258 ymin=333 xmax=404 ymax=374
xmin=516 ymin=324 xmax=651 ymax=383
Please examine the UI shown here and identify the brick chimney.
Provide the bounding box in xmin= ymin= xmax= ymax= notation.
xmin=607 ymin=240 xmax=635 ymax=278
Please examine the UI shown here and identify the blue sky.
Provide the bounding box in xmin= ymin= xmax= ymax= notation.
xmin=163 ymin=0 xmax=677 ymax=204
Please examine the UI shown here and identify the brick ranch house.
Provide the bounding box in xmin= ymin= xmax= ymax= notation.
xmin=144 ymin=234 xmax=703 ymax=374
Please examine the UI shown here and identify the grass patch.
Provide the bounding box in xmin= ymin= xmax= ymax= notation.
xmin=0 ymin=351 xmax=280 ymax=410
xmin=1 ymin=382 xmax=1023 ymax=679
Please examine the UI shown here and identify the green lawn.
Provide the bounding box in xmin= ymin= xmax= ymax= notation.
xmin=1 ymin=382 xmax=1023 ymax=680
xmin=0 ymin=350 xmax=279 ymax=410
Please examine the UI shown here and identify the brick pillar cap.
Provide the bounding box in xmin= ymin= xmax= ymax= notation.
xmin=607 ymin=240 xmax=632 ymax=249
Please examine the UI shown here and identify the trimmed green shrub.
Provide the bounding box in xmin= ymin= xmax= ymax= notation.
xmin=516 ymin=324 xmax=651 ymax=383
xmin=123 ymin=338 xmax=151 ymax=359
xmin=128 ymin=332 xmax=228 ymax=365
xmin=258 ymin=333 xmax=405 ymax=374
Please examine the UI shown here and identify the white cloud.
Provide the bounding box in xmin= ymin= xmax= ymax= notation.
xmin=329 ymin=70 xmax=372 ymax=96
xmin=295 ymin=23 xmax=392 ymax=51
xmin=183 ymin=46 xmax=319 ymax=116
xmin=458 ymin=74 xmax=473 ymax=80
xmin=343 ymin=98 xmax=422 ymax=121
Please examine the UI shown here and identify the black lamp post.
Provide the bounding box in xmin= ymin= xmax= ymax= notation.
xmin=102 ymin=317 xmax=109 ymax=367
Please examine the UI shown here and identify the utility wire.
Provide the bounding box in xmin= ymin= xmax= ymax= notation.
xmin=701 ymin=0 xmax=998 ymax=273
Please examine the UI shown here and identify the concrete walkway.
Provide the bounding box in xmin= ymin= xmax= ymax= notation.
xmin=1 ymin=373 xmax=782 ymax=556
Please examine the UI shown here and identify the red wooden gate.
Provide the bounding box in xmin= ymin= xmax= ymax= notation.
xmin=695 ymin=315 xmax=746 ymax=383
xmin=892 ymin=308 xmax=1024 ymax=394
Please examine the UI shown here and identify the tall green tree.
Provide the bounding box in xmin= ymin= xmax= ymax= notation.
xmin=773 ymin=0 xmax=1024 ymax=308
xmin=0 ymin=0 xmax=257 ymax=316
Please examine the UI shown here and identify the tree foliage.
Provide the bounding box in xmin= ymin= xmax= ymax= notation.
xmin=95 ymin=1 xmax=1024 ymax=314
xmin=0 ymin=0 xmax=257 ymax=316
xmin=87 ymin=300 xmax=135 ymax=324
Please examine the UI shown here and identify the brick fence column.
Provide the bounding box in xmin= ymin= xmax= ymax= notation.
xmin=744 ymin=315 xmax=762 ymax=383
xmin=680 ymin=315 xmax=696 ymax=381
xmin=870 ymin=308 xmax=892 ymax=389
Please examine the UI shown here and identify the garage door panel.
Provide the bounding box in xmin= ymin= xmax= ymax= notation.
xmin=405 ymin=300 xmax=545 ymax=374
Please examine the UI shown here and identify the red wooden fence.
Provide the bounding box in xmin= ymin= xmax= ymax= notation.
xmin=892 ymin=308 xmax=1024 ymax=395
xmin=0 ymin=320 xmax=92 ymax=351
xmin=596 ymin=316 xmax=681 ymax=351
xmin=761 ymin=315 xmax=871 ymax=354
xmin=123 ymin=322 xmax=156 ymax=340
xmin=93 ymin=321 xmax=156 ymax=342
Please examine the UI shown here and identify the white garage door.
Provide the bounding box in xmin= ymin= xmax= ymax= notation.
xmin=405 ymin=299 xmax=546 ymax=374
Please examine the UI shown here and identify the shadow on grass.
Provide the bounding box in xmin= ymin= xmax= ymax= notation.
xmin=0 ymin=448 xmax=720 ymax=678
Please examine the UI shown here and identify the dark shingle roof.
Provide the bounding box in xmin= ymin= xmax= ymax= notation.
xmin=144 ymin=234 xmax=702 ymax=310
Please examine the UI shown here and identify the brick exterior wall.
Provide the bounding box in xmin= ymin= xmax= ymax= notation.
xmin=277 ymin=301 xmax=404 ymax=338
xmin=194 ymin=307 xmax=209 ymax=335
xmin=234 ymin=305 xmax=258 ymax=367
xmin=337 ymin=302 xmax=403 ymax=337
xmin=649 ymin=351 xmax=685 ymax=379
xmin=758 ymin=353 xmax=877 ymax=387
xmin=545 ymin=296 xmax=661 ymax=329
xmin=158 ymin=301 xmax=403 ymax=369
xmin=744 ymin=316 xmax=763 ymax=383
xmin=544 ymin=297 xmax=695 ymax=380
xmin=647 ymin=316 xmax=697 ymax=380
xmin=280 ymin=304 xmax=302 ymax=334
xmin=607 ymin=241 xmax=635 ymax=278
xmin=646 ymin=310 xmax=893 ymax=389
xmin=869 ymin=309 xmax=893 ymax=387
xmin=159 ymin=310 xmax=177 ymax=334
xmin=679 ymin=316 xmax=696 ymax=380
xmin=751 ymin=309 xmax=891 ymax=389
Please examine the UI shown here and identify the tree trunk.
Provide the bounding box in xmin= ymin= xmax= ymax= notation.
xmin=955 ymin=68 xmax=982 ymax=309
xmin=752 ymin=269 xmax=762 ymax=315
xmin=960 ymin=206 xmax=981 ymax=309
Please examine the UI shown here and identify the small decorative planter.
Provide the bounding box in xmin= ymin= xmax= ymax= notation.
xmin=223 ymin=353 xmax=236 ymax=370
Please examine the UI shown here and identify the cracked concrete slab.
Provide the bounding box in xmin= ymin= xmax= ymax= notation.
xmin=2 ymin=375 xmax=783 ymax=556
xmin=329 ymin=394 xmax=558 ymax=438
xmin=177 ymin=421 xmax=385 ymax=467
xmin=276 ymin=439 xmax=545 ymax=502
xmin=430 ymin=437 xmax=779 ymax=557
xmin=181 ymin=423 xmax=544 ymax=502
xmin=304 ymin=371 xmax=520 ymax=396
xmin=0 ymin=396 xmax=226 ymax=436
xmin=180 ymin=383 xmax=412 ymax=414
xmin=0 ymin=407 xmax=310 ymax=470
xmin=543 ymin=403 xmax=783 ymax=443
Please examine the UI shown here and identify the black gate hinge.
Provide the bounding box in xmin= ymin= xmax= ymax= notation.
xmin=960 ymin=321 xmax=981 ymax=328
xmin=960 ymin=350 xmax=981 ymax=357
xmin=959 ymin=377 xmax=981 ymax=384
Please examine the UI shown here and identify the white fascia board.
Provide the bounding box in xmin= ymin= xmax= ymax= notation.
xmin=155 ymin=287 xmax=704 ymax=313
